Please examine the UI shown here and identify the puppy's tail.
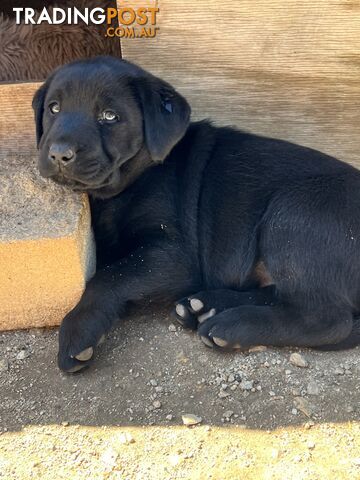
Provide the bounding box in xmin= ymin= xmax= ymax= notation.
xmin=315 ymin=316 xmax=360 ymax=351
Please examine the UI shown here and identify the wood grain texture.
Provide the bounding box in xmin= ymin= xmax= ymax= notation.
xmin=0 ymin=82 xmax=39 ymax=156
xmin=119 ymin=0 xmax=360 ymax=167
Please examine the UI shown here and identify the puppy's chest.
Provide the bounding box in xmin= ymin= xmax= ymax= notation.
xmin=90 ymin=194 xmax=178 ymax=265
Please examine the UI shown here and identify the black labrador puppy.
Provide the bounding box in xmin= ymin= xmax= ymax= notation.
xmin=32 ymin=56 xmax=360 ymax=372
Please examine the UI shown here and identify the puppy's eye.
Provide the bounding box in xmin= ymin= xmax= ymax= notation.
xmin=99 ymin=110 xmax=119 ymax=123
xmin=49 ymin=102 xmax=60 ymax=114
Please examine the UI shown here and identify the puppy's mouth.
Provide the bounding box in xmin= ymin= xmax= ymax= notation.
xmin=50 ymin=174 xmax=93 ymax=191
xmin=50 ymin=171 xmax=114 ymax=192
xmin=46 ymin=161 xmax=121 ymax=194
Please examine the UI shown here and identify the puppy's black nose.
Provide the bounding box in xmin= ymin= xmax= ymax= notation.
xmin=48 ymin=143 xmax=76 ymax=164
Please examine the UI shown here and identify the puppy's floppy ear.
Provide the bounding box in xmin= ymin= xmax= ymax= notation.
xmin=32 ymin=81 xmax=49 ymax=148
xmin=133 ymin=75 xmax=191 ymax=162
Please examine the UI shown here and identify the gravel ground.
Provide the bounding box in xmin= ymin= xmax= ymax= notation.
xmin=0 ymin=307 xmax=359 ymax=479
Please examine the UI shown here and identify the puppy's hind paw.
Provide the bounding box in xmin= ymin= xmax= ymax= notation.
xmin=172 ymin=294 xmax=217 ymax=330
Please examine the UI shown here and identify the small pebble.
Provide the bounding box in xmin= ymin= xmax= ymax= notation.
xmin=334 ymin=367 xmax=345 ymax=375
xmin=248 ymin=345 xmax=267 ymax=353
xmin=168 ymin=324 xmax=177 ymax=332
xmin=16 ymin=350 xmax=31 ymax=360
xmin=150 ymin=379 xmax=158 ymax=387
xmin=153 ymin=400 xmax=162 ymax=409
xmin=240 ymin=380 xmax=254 ymax=391
xmin=290 ymin=353 xmax=308 ymax=368
xmin=118 ymin=432 xmax=135 ymax=444
xmin=222 ymin=410 xmax=234 ymax=419
xmin=166 ymin=414 xmax=173 ymax=421
xmin=182 ymin=414 xmax=202 ymax=426
xmin=271 ymin=449 xmax=280 ymax=459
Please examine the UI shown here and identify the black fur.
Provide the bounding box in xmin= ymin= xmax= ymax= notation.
xmin=33 ymin=56 xmax=360 ymax=372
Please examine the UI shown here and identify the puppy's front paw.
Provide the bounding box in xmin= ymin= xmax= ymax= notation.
xmin=58 ymin=307 xmax=108 ymax=373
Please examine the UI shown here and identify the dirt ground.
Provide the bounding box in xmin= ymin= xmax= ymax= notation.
xmin=0 ymin=307 xmax=359 ymax=479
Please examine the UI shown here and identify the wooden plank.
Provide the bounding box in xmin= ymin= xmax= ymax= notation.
xmin=0 ymin=82 xmax=39 ymax=156
xmin=119 ymin=0 xmax=360 ymax=167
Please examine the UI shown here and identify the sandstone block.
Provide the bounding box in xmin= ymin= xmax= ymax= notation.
xmin=0 ymin=153 xmax=95 ymax=330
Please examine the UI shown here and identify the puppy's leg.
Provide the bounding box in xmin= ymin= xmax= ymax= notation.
xmin=197 ymin=304 xmax=353 ymax=349
xmin=172 ymin=286 xmax=276 ymax=330
xmin=58 ymin=245 xmax=196 ymax=372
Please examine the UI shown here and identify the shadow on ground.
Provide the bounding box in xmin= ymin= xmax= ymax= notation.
xmin=0 ymin=307 xmax=359 ymax=432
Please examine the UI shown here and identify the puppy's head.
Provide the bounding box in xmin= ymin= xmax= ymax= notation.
xmin=32 ymin=56 xmax=190 ymax=198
